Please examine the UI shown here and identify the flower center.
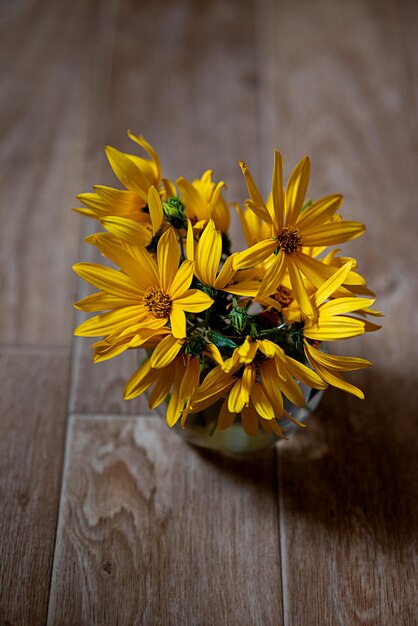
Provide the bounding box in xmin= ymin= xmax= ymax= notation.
xmin=273 ymin=285 xmax=294 ymax=307
xmin=143 ymin=286 xmax=172 ymax=318
xmin=277 ymin=226 xmax=302 ymax=254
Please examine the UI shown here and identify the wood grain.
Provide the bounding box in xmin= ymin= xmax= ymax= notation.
xmin=0 ymin=0 xmax=117 ymax=345
xmin=261 ymin=1 xmax=418 ymax=624
xmin=48 ymin=415 xmax=283 ymax=626
xmin=0 ymin=349 xmax=69 ymax=625
xmin=71 ymin=0 xmax=260 ymax=414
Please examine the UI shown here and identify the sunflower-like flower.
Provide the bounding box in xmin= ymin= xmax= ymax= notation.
xmin=73 ymin=228 xmax=213 ymax=353
xmin=177 ymin=170 xmax=230 ymax=232
xmin=189 ymin=336 xmax=327 ymax=436
xmin=74 ymin=131 xmax=175 ymax=224
xmin=234 ymin=152 xmax=366 ymax=318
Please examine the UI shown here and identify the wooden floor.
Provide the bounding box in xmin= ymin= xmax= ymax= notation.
xmin=1 ymin=1 xmax=417 ymax=624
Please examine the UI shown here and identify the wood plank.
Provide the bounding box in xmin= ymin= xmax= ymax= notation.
xmin=259 ymin=0 xmax=418 ymax=623
xmin=48 ymin=415 xmax=283 ymax=625
xmin=71 ymin=0 xmax=260 ymax=414
xmin=0 ymin=348 xmax=70 ymax=625
xmin=0 ymin=0 xmax=117 ymax=345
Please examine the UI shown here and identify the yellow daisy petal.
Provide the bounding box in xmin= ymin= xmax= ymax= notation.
xmin=218 ymin=399 xmax=236 ymax=430
xmin=296 ymin=194 xmax=343 ymax=231
xmin=124 ymin=359 xmax=156 ymax=400
xmin=151 ymin=334 xmax=184 ymax=368
xmin=174 ymin=289 xmax=213 ymax=313
xmin=301 ymin=221 xmax=365 ymax=247
xmin=284 ymin=356 xmax=328 ymax=389
xmin=251 ymin=381 xmax=275 ymax=419
xmin=169 ymin=305 xmax=186 ymax=339
xmin=241 ymin=404 xmax=260 ymax=436
xmin=148 ymin=185 xmax=164 ymax=235
xmin=100 ymin=216 xmax=152 ymax=246
xmin=157 ymin=227 xmax=180 ymax=292
xmin=72 ymin=263 xmax=140 ymax=299
xmin=285 ymin=156 xmax=310 ymax=225
xmin=169 ymin=260 xmax=195 ymax=300
xmin=286 ymin=256 xmax=315 ymax=319
xmin=271 ymin=150 xmax=284 ymax=230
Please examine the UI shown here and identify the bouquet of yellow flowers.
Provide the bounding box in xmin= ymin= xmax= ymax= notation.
xmin=73 ymin=132 xmax=381 ymax=443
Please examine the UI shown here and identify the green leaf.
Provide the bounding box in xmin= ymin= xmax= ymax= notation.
xmin=209 ymin=332 xmax=238 ymax=350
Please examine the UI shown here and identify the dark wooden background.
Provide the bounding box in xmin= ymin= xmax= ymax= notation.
xmin=1 ymin=1 xmax=417 ymax=624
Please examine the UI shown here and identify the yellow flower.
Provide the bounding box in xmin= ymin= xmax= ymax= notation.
xmin=188 ymin=220 xmax=260 ymax=296
xmin=124 ymin=354 xmax=200 ymax=427
xmin=74 ymin=131 xmax=176 ymax=223
xmin=177 ymin=170 xmax=230 ymax=232
xmin=189 ymin=336 xmax=327 ymax=436
xmin=234 ymin=151 xmax=366 ymax=318
xmin=73 ymin=227 xmax=213 ymax=347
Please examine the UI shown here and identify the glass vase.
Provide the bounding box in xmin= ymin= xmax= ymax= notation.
xmin=152 ymin=384 xmax=324 ymax=454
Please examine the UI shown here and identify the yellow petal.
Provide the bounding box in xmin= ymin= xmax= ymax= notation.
xmin=169 ymin=305 xmax=186 ymax=338
xmin=313 ymin=261 xmax=354 ymax=306
xmin=228 ymin=379 xmax=246 ymax=413
xmin=100 ymin=216 xmax=151 ymax=246
xmin=233 ymin=239 xmax=276 ymax=271
xmin=174 ymin=289 xmax=213 ymax=313
xmin=301 ymin=221 xmax=365 ymax=247
xmin=260 ymin=359 xmax=284 ymax=418
xmin=151 ymin=334 xmax=184 ymax=368
xmin=241 ymin=404 xmax=260 ymax=436
xmin=157 ymin=227 xmax=180 ymax=291
xmin=74 ymin=306 xmax=146 ymax=337
xmin=74 ymin=291 xmax=138 ymax=312
xmin=169 ymin=260 xmax=195 ymax=300
xmin=304 ymin=318 xmax=365 ymax=340
xmin=284 ymin=355 xmax=328 ymax=389
xmin=214 ymin=254 xmax=236 ymax=290
xmin=124 ymin=358 xmax=156 ymax=400
xmin=296 ymin=194 xmax=343 ymax=231
xmin=286 ymin=256 xmax=315 ymax=319
xmin=204 ymin=343 xmax=224 ymax=366
xmin=148 ymin=370 xmax=173 ymax=409
xmin=148 ymin=186 xmax=164 ymax=235
xmin=251 ymin=381 xmax=275 ymax=419
xmin=239 ymin=161 xmax=271 ymax=222
xmin=167 ymin=360 xmax=186 ymax=426
xmin=237 ymin=337 xmax=258 ymax=363
xmin=257 ymin=251 xmax=287 ymax=298
xmin=191 ymin=366 xmax=235 ymax=412
xmin=179 ymin=356 xmax=200 ymax=405
xmin=297 ymin=252 xmax=365 ymax=288
xmin=73 ymin=263 xmax=140 ymax=298
xmin=195 ymin=220 xmax=222 ymax=286
xmin=177 ymin=177 xmax=207 ymax=221
xmin=105 ymin=146 xmax=149 ymax=200
xmin=319 ymin=297 xmax=375 ymax=317
xmin=218 ymin=399 xmax=236 ymax=431
xmin=87 ymin=235 xmax=158 ymax=290
xmin=305 ymin=358 xmax=365 ymax=399
xmin=127 ymin=131 xmax=162 ymax=181
xmin=285 ymin=156 xmax=310 ymax=225
xmin=186 ymin=219 xmax=195 ymax=261
xmin=304 ymin=342 xmax=372 ymax=371
xmin=271 ymin=150 xmax=284 ymax=230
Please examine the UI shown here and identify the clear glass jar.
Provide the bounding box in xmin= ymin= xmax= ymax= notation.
xmin=152 ymin=383 xmax=324 ymax=454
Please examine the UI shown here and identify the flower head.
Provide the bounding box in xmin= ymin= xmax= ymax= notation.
xmin=74 ymin=227 xmax=213 ymax=357
xmin=234 ymin=152 xmax=366 ymax=318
